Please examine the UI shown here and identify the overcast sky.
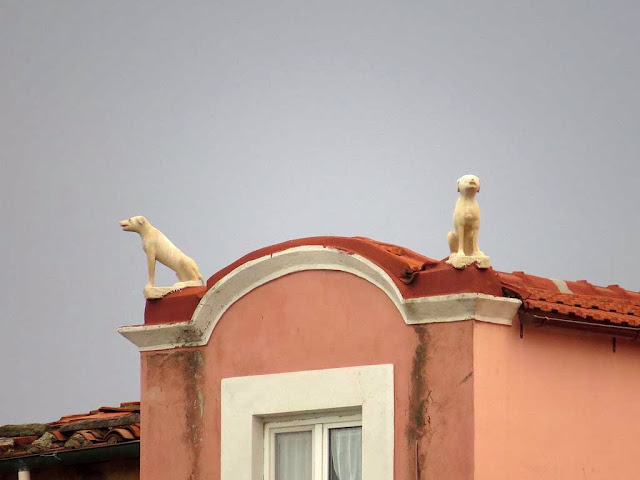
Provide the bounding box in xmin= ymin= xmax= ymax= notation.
xmin=1 ymin=1 xmax=639 ymax=424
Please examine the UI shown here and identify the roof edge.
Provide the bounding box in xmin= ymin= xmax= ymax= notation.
xmin=120 ymin=245 xmax=519 ymax=351
xmin=0 ymin=441 xmax=139 ymax=474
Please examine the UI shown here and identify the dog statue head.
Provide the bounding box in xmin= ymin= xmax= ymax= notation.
xmin=457 ymin=174 xmax=480 ymax=194
xmin=120 ymin=216 xmax=148 ymax=233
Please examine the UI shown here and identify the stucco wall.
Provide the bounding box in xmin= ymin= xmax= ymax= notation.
xmin=138 ymin=268 xmax=640 ymax=479
xmin=141 ymin=348 xmax=205 ymax=479
xmin=422 ymin=321 xmax=475 ymax=479
xmin=140 ymin=270 xmax=474 ymax=479
xmin=474 ymin=319 xmax=640 ymax=479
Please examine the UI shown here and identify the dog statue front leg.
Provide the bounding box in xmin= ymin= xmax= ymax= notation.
xmin=455 ymin=224 xmax=466 ymax=256
xmin=471 ymin=228 xmax=484 ymax=257
xmin=146 ymin=250 xmax=156 ymax=288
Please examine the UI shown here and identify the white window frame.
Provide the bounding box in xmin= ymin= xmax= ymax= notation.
xmin=264 ymin=413 xmax=362 ymax=480
xmin=221 ymin=364 xmax=394 ymax=480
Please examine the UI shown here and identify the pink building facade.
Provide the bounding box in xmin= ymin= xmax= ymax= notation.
xmin=121 ymin=237 xmax=640 ymax=479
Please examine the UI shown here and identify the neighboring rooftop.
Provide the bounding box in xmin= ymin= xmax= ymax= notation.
xmin=499 ymin=271 xmax=640 ymax=336
xmin=0 ymin=402 xmax=140 ymax=466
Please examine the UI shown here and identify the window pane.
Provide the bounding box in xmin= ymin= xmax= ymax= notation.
xmin=275 ymin=431 xmax=312 ymax=480
xmin=329 ymin=426 xmax=362 ymax=480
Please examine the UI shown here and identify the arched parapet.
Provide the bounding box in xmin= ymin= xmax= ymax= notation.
xmin=120 ymin=242 xmax=521 ymax=351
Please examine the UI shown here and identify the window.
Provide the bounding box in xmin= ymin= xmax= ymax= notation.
xmin=264 ymin=414 xmax=362 ymax=480
xmin=221 ymin=364 xmax=393 ymax=480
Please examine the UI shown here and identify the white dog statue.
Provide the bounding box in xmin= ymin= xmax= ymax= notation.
xmin=446 ymin=175 xmax=490 ymax=269
xmin=120 ymin=216 xmax=205 ymax=299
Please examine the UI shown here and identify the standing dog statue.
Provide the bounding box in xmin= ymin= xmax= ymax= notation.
xmin=446 ymin=175 xmax=490 ymax=269
xmin=120 ymin=216 xmax=205 ymax=298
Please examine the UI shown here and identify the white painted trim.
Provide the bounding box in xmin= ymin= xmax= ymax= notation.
xmin=119 ymin=246 xmax=522 ymax=351
xmin=551 ymin=278 xmax=573 ymax=293
xmin=221 ymin=364 xmax=394 ymax=480
xmin=404 ymin=293 xmax=522 ymax=326
xmin=263 ymin=415 xmax=362 ymax=480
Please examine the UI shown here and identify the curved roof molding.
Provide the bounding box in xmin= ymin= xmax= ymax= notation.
xmin=120 ymin=246 xmax=521 ymax=351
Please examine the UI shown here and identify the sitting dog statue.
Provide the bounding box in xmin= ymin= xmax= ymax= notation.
xmin=120 ymin=216 xmax=205 ymax=299
xmin=446 ymin=175 xmax=490 ymax=269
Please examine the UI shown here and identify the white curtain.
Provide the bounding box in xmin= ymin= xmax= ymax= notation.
xmin=275 ymin=431 xmax=312 ymax=480
xmin=330 ymin=427 xmax=362 ymax=480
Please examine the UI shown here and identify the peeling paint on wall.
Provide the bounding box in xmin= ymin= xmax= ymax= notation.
xmin=407 ymin=325 xmax=429 ymax=476
xmin=144 ymin=349 xmax=205 ymax=480
xmin=184 ymin=350 xmax=205 ymax=480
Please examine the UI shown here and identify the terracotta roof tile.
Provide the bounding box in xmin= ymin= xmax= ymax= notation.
xmin=498 ymin=271 xmax=640 ymax=329
xmin=134 ymin=234 xmax=640 ymax=334
xmin=106 ymin=427 xmax=136 ymax=441
xmin=97 ymin=404 xmax=140 ymax=413
xmin=0 ymin=439 xmax=14 ymax=452
xmin=142 ymin=236 xmax=505 ymax=325
xmin=56 ymin=411 xmax=134 ymax=425
xmin=205 ymin=236 xmax=441 ymax=296
xmin=11 ymin=436 xmax=36 ymax=446
xmin=49 ymin=430 xmax=68 ymax=441
xmin=0 ymin=402 xmax=140 ymax=459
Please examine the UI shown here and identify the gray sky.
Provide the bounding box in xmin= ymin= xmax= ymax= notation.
xmin=1 ymin=1 xmax=639 ymax=424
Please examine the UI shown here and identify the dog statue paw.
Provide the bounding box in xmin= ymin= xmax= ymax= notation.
xmin=445 ymin=175 xmax=490 ymax=269
xmin=143 ymin=284 xmax=173 ymax=300
xmin=142 ymin=280 xmax=202 ymax=300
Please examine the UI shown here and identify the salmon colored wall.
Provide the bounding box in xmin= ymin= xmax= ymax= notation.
xmin=141 ymin=348 xmax=205 ymax=480
xmin=422 ymin=321 xmax=475 ymax=479
xmin=140 ymin=270 xmax=475 ymax=479
xmin=474 ymin=319 xmax=640 ymax=479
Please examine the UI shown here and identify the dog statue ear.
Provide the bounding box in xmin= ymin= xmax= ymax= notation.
xmin=136 ymin=217 xmax=145 ymax=225
xmin=457 ymin=179 xmax=461 ymax=192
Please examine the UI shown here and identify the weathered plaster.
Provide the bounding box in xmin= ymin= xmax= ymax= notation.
xmin=141 ymin=349 xmax=205 ymax=480
xmin=422 ymin=321 xmax=475 ymax=479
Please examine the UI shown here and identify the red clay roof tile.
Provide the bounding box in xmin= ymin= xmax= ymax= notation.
xmin=49 ymin=430 xmax=67 ymax=441
xmin=0 ymin=402 xmax=140 ymax=459
xmin=0 ymin=439 xmax=14 ymax=452
xmin=142 ymin=236 xmax=505 ymax=325
xmin=136 ymin=235 xmax=640 ymax=333
xmin=107 ymin=427 xmax=135 ymax=440
xmin=12 ymin=436 xmax=37 ymax=446
xmin=498 ymin=271 xmax=640 ymax=329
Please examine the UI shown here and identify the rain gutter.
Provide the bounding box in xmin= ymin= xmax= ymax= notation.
xmin=519 ymin=311 xmax=640 ymax=339
xmin=0 ymin=441 xmax=139 ymax=474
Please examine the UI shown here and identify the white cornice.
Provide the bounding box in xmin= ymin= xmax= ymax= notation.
xmin=119 ymin=246 xmax=521 ymax=351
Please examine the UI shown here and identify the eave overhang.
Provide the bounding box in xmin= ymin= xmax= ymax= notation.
xmin=520 ymin=310 xmax=640 ymax=339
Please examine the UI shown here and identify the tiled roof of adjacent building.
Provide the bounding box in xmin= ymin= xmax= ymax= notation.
xmin=0 ymin=402 xmax=140 ymax=459
xmin=499 ymin=271 xmax=640 ymax=333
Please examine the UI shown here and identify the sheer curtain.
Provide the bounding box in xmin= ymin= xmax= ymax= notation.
xmin=330 ymin=427 xmax=362 ymax=480
xmin=275 ymin=431 xmax=312 ymax=480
